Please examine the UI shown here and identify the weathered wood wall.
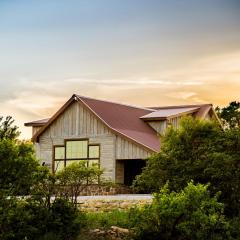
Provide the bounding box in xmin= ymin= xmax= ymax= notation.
xmin=36 ymin=100 xmax=153 ymax=182
xmin=38 ymin=101 xmax=115 ymax=180
xmin=32 ymin=126 xmax=42 ymax=136
xmin=116 ymin=136 xmax=151 ymax=160
xmin=147 ymin=121 xmax=167 ymax=135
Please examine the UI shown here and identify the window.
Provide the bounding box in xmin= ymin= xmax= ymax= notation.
xmin=53 ymin=139 xmax=100 ymax=173
xmin=66 ymin=160 xmax=87 ymax=167
xmin=66 ymin=140 xmax=88 ymax=159
xmin=89 ymin=145 xmax=100 ymax=159
xmin=54 ymin=160 xmax=65 ymax=172
xmin=88 ymin=159 xmax=99 ymax=167
xmin=54 ymin=146 xmax=65 ymax=160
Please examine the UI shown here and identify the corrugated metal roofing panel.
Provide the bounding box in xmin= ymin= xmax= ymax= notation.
xmin=140 ymin=107 xmax=200 ymax=120
xmin=77 ymin=95 xmax=161 ymax=152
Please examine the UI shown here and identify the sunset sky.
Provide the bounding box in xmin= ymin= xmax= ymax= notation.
xmin=0 ymin=0 xmax=240 ymax=138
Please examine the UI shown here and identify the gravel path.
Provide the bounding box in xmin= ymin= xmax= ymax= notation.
xmin=77 ymin=194 xmax=152 ymax=201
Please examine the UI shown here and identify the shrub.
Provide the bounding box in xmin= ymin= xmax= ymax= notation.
xmin=0 ymin=197 xmax=86 ymax=240
xmin=43 ymin=198 xmax=86 ymax=240
xmin=130 ymin=182 xmax=230 ymax=240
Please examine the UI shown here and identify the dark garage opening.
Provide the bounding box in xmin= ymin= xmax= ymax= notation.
xmin=124 ymin=160 xmax=146 ymax=186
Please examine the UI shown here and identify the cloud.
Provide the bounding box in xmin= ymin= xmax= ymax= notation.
xmin=1 ymin=50 xmax=240 ymax=139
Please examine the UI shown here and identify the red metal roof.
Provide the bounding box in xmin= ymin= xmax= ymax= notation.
xmin=140 ymin=107 xmax=200 ymax=120
xmin=76 ymin=95 xmax=161 ymax=152
xmin=26 ymin=95 xmax=215 ymax=153
xmin=24 ymin=118 xmax=49 ymax=126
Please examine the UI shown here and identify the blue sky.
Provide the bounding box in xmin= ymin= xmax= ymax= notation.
xmin=0 ymin=0 xmax=240 ymax=138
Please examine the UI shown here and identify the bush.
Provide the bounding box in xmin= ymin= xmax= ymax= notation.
xmin=130 ymin=182 xmax=230 ymax=240
xmin=0 ymin=197 xmax=86 ymax=240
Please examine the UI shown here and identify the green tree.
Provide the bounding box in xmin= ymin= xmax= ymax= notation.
xmin=0 ymin=116 xmax=20 ymax=140
xmin=0 ymin=118 xmax=86 ymax=240
xmin=133 ymin=117 xmax=240 ymax=217
xmin=130 ymin=182 xmax=230 ymax=240
xmin=0 ymin=139 xmax=40 ymax=195
xmin=56 ymin=161 xmax=103 ymax=206
xmin=216 ymin=101 xmax=240 ymax=129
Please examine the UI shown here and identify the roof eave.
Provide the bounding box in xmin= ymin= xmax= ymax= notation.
xmin=24 ymin=123 xmax=46 ymax=127
xmin=140 ymin=107 xmax=200 ymax=121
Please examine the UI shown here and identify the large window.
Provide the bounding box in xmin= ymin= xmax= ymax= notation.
xmin=53 ymin=139 xmax=100 ymax=173
xmin=66 ymin=140 xmax=88 ymax=159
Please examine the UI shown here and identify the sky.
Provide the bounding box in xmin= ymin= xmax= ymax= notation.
xmin=0 ymin=0 xmax=240 ymax=139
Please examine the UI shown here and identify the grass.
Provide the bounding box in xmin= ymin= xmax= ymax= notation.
xmin=85 ymin=209 xmax=130 ymax=229
xmin=77 ymin=210 xmax=131 ymax=239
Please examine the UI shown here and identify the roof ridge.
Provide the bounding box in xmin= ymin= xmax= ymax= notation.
xmin=75 ymin=94 xmax=155 ymax=112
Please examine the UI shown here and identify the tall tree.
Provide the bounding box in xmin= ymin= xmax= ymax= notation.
xmin=0 ymin=116 xmax=40 ymax=194
xmin=133 ymin=117 xmax=240 ymax=217
xmin=216 ymin=101 xmax=240 ymax=129
xmin=0 ymin=116 xmax=20 ymax=140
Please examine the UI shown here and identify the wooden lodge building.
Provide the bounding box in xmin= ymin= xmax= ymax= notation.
xmin=25 ymin=94 xmax=218 ymax=185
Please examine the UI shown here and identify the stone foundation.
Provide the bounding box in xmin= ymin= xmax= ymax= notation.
xmin=56 ymin=184 xmax=132 ymax=196
xmin=78 ymin=198 xmax=152 ymax=212
xmin=80 ymin=184 xmax=132 ymax=196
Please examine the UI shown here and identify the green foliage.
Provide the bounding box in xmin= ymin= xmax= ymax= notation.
xmin=133 ymin=117 xmax=240 ymax=217
xmin=216 ymin=101 xmax=240 ymax=129
xmin=0 ymin=197 xmax=86 ymax=240
xmin=0 ymin=117 xmax=87 ymax=240
xmin=130 ymin=182 xmax=230 ymax=240
xmin=0 ymin=138 xmax=40 ymax=195
xmin=56 ymin=161 xmax=103 ymax=206
xmin=30 ymin=165 xmax=57 ymax=208
xmin=0 ymin=116 xmax=20 ymax=140
xmin=86 ymin=210 xmax=130 ymax=230
xmin=228 ymin=216 xmax=240 ymax=239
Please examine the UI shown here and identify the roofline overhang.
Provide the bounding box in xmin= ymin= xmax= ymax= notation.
xmin=140 ymin=107 xmax=200 ymax=121
xmin=24 ymin=122 xmax=46 ymax=127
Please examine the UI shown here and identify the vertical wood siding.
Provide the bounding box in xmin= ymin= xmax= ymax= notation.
xmin=38 ymin=101 xmax=115 ymax=180
xmin=147 ymin=121 xmax=167 ymax=135
xmin=115 ymin=136 xmax=152 ymax=160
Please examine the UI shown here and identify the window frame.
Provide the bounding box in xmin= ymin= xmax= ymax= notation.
xmin=53 ymin=139 xmax=100 ymax=173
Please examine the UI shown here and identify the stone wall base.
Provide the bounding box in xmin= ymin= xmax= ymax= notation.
xmin=80 ymin=184 xmax=132 ymax=196
xmin=79 ymin=198 xmax=152 ymax=212
xmin=56 ymin=184 xmax=132 ymax=196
